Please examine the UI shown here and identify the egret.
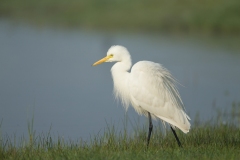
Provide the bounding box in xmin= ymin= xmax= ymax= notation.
xmin=92 ymin=45 xmax=190 ymax=147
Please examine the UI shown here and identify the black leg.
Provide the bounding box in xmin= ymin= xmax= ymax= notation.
xmin=147 ymin=112 xmax=153 ymax=148
xmin=170 ymin=126 xmax=182 ymax=148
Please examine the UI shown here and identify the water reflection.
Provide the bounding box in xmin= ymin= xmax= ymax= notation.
xmin=0 ymin=20 xmax=240 ymax=141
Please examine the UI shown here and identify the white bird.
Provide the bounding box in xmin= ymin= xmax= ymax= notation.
xmin=92 ymin=45 xmax=190 ymax=147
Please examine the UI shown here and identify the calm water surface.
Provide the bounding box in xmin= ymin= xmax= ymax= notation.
xmin=0 ymin=20 xmax=240 ymax=142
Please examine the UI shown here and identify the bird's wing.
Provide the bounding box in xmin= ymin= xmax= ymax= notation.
xmin=129 ymin=61 xmax=190 ymax=133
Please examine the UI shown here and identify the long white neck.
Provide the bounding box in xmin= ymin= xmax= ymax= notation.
xmin=110 ymin=59 xmax=132 ymax=110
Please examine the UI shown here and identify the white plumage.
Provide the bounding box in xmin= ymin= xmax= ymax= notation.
xmin=93 ymin=45 xmax=190 ymax=146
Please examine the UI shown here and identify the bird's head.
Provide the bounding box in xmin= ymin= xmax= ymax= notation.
xmin=92 ymin=45 xmax=131 ymax=66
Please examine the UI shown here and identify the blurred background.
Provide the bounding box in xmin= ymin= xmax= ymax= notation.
xmin=0 ymin=0 xmax=240 ymax=142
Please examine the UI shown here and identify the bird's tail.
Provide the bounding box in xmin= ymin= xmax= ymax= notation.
xmin=156 ymin=111 xmax=191 ymax=133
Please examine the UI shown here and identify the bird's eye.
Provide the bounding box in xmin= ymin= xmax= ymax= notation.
xmin=109 ymin=54 xmax=114 ymax=57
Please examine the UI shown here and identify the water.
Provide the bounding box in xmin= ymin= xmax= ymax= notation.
xmin=0 ymin=20 xmax=240 ymax=142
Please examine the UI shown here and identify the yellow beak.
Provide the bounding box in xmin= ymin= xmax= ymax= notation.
xmin=92 ymin=55 xmax=113 ymax=66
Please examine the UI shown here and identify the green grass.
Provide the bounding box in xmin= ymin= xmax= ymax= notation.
xmin=0 ymin=0 xmax=240 ymax=35
xmin=1 ymin=102 xmax=240 ymax=159
xmin=1 ymin=120 xmax=240 ymax=159
xmin=1 ymin=124 xmax=240 ymax=159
